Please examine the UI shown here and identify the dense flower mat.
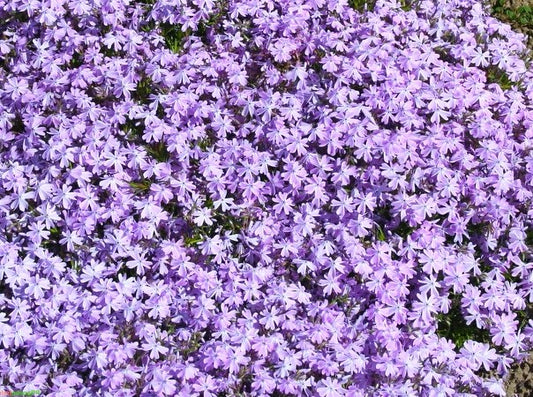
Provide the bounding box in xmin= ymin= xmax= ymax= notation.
xmin=1 ymin=0 xmax=533 ymax=395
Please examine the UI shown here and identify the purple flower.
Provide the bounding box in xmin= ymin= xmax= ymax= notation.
xmin=1 ymin=0 xmax=532 ymax=394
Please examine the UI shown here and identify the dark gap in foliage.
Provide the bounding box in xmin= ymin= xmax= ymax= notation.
xmin=133 ymin=76 xmax=153 ymax=104
xmin=270 ymin=391 xmax=293 ymax=397
xmin=400 ymin=0 xmax=414 ymax=11
xmin=69 ymin=51 xmax=84 ymax=68
xmin=157 ymin=2 xmax=229 ymax=50
xmin=349 ymin=0 xmax=376 ymax=12
xmin=486 ymin=66 xmax=516 ymax=89
xmin=87 ymin=85 xmax=110 ymax=105
xmin=3 ymin=11 xmax=29 ymax=25
xmin=146 ymin=141 xmax=170 ymax=162
xmin=95 ymin=223 xmax=106 ymax=241
xmin=42 ymin=227 xmax=67 ymax=258
xmin=180 ymin=331 xmax=203 ymax=359
xmin=516 ymin=305 xmax=533 ymax=330
xmin=140 ymin=19 xmax=156 ymax=33
xmin=468 ymin=221 xmax=493 ymax=238
xmin=0 ymin=281 xmax=13 ymax=301
xmin=462 ymin=129 xmax=482 ymax=150
xmin=235 ymin=372 xmax=253 ymax=395
xmin=121 ymin=118 xmax=145 ymax=142
xmin=436 ymin=294 xmax=491 ymax=349
xmin=163 ymin=202 xmax=180 ymax=218
xmin=395 ymin=221 xmax=415 ymax=239
xmin=524 ymin=227 xmax=533 ymax=247
xmin=12 ymin=114 xmax=24 ymax=134
xmin=102 ymin=48 xmax=122 ymax=58
xmin=433 ymin=46 xmax=457 ymax=64
xmin=160 ymin=22 xmax=191 ymax=53
xmin=57 ymin=350 xmax=75 ymax=370
xmin=120 ymin=262 xmax=142 ymax=279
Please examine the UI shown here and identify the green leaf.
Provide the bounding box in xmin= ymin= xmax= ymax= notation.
xmin=185 ymin=234 xmax=203 ymax=247
xmin=160 ymin=23 xmax=190 ymax=53
xmin=348 ymin=0 xmax=376 ymax=12
xmin=374 ymin=224 xmax=386 ymax=241
xmin=146 ymin=141 xmax=170 ymax=162
xmin=133 ymin=76 xmax=153 ymax=104
xmin=486 ymin=67 xmax=516 ymax=90
xmin=129 ymin=180 xmax=152 ymax=192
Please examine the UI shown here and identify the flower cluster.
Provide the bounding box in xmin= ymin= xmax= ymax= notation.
xmin=1 ymin=0 xmax=533 ymax=395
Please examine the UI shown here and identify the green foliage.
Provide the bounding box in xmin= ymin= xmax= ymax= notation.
xmin=184 ymin=233 xmax=203 ymax=247
xmin=133 ymin=76 xmax=153 ymax=104
xmin=68 ymin=259 xmax=80 ymax=272
xmin=146 ymin=141 xmax=170 ymax=162
xmin=50 ymin=227 xmax=61 ymax=238
xmin=493 ymin=1 xmax=533 ymax=29
xmin=151 ymin=1 xmax=229 ymax=50
xmin=492 ymin=0 xmax=533 ymax=51
xmin=3 ymin=11 xmax=30 ymax=25
xmin=180 ymin=331 xmax=203 ymax=359
xmin=395 ymin=221 xmax=415 ymax=239
xmin=485 ymin=66 xmax=516 ymax=90
xmin=129 ymin=179 xmax=152 ymax=193
xmin=160 ymin=23 xmax=190 ymax=53
xmin=433 ymin=46 xmax=457 ymax=64
xmin=202 ymin=0 xmax=228 ymax=29
xmin=468 ymin=221 xmax=494 ymax=236
xmin=42 ymin=226 xmax=67 ymax=258
xmin=69 ymin=52 xmax=83 ymax=68
xmin=121 ymin=119 xmax=144 ymax=142
xmin=516 ymin=307 xmax=532 ymax=330
xmin=163 ymin=202 xmax=180 ymax=217
xmin=197 ymin=137 xmax=214 ymax=151
xmin=331 ymin=293 xmax=350 ymax=306
xmin=57 ymin=350 xmax=72 ymax=369
xmin=399 ymin=0 xmax=414 ymax=11
xmin=437 ymin=294 xmax=491 ymax=349
xmin=100 ymin=45 xmax=122 ymax=58
xmin=348 ymin=0 xmax=376 ymax=12
xmin=140 ymin=20 xmax=156 ymax=33
xmin=514 ymin=5 xmax=533 ymax=28
xmin=374 ymin=224 xmax=386 ymax=241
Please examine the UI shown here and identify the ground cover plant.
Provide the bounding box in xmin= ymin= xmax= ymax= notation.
xmin=492 ymin=0 xmax=533 ymax=48
xmin=1 ymin=0 xmax=533 ymax=395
